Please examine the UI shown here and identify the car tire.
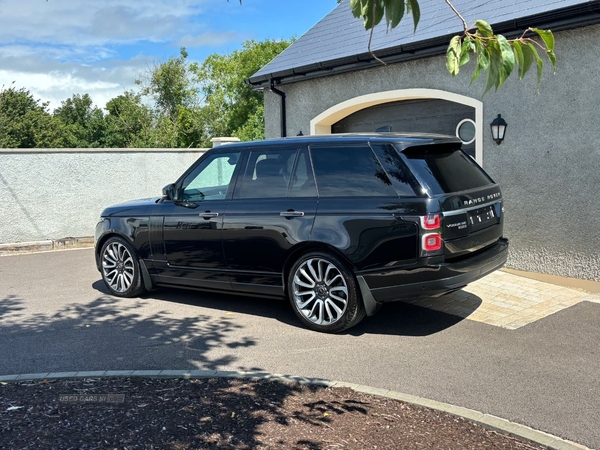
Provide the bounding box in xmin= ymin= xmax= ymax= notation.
xmin=288 ymin=251 xmax=366 ymax=333
xmin=100 ymin=236 xmax=145 ymax=298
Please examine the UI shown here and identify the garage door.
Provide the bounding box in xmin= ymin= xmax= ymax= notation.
xmin=332 ymin=99 xmax=476 ymax=158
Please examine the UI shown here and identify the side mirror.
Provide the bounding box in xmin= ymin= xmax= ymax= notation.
xmin=162 ymin=183 xmax=176 ymax=200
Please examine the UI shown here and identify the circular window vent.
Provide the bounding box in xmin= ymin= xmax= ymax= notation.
xmin=456 ymin=119 xmax=476 ymax=145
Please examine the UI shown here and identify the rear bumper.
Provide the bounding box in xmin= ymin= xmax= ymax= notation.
xmin=360 ymin=238 xmax=509 ymax=303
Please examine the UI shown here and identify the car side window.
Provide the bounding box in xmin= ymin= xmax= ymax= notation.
xmin=235 ymin=148 xmax=297 ymax=199
xmin=309 ymin=146 xmax=398 ymax=197
xmin=371 ymin=144 xmax=420 ymax=197
xmin=180 ymin=152 xmax=241 ymax=202
xmin=288 ymin=148 xmax=317 ymax=197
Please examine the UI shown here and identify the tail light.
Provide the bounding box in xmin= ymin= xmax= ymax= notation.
xmin=420 ymin=214 xmax=440 ymax=230
xmin=422 ymin=233 xmax=442 ymax=252
xmin=419 ymin=214 xmax=443 ymax=255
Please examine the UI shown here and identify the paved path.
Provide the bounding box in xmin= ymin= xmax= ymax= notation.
xmin=410 ymin=270 xmax=600 ymax=329
xmin=1 ymin=249 xmax=599 ymax=449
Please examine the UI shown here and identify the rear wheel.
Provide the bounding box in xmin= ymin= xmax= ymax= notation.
xmin=288 ymin=251 xmax=365 ymax=333
xmin=100 ymin=236 xmax=145 ymax=298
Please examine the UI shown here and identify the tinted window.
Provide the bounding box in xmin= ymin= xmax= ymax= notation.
xmin=288 ymin=148 xmax=317 ymax=197
xmin=181 ymin=151 xmax=240 ymax=202
xmin=371 ymin=144 xmax=419 ymax=197
xmin=236 ymin=148 xmax=296 ymax=199
xmin=310 ymin=146 xmax=397 ymax=197
xmin=402 ymin=144 xmax=493 ymax=195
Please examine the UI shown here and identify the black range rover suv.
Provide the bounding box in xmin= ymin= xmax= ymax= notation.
xmin=95 ymin=134 xmax=508 ymax=333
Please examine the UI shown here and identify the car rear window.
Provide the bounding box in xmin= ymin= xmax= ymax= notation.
xmin=401 ymin=144 xmax=493 ymax=195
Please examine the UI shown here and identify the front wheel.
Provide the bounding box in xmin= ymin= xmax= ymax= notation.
xmin=100 ymin=236 xmax=145 ymax=298
xmin=288 ymin=251 xmax=365 ymax=333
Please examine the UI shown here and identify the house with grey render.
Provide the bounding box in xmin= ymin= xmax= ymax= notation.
xmin=247 ymin=0 xmax=600 ymax=282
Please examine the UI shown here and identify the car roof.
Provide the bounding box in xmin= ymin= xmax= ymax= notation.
xmin=214 ymin=133 xmax=462 ymax=150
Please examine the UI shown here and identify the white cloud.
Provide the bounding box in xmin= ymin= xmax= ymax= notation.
xmin=0 ymin=0 xmax=228 ymax=107
xmin=0 ymin=51 xmax=149 ymax=109
xmin=0 ymin=0 xmax=209 ymax=46
xmin=1 ymin=70 xmax=125 ymax=110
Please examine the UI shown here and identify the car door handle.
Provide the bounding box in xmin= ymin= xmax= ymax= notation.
xmin=200 ymin=211 xmax=219 ymax=218
xmin=280 ymin=210 xmax=305 ymax=218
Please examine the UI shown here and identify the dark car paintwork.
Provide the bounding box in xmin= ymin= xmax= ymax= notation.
xmin=95 ymin=133 xmax=508 ymax=310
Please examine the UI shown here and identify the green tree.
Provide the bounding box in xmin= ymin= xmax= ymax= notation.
xmin=342 ymin=0 xmax=556 ymax=92
xmin=135 ymin=48 xmax=205 ymax=148
xmin=194 ymin=38 xmax=293 ymax=145
xmin=137 ymin=47 xmax=199 ymax=121
xmin=104 ymin=91 xmax=155 ymax=148
xmin=54 ymin=93 xmax=107 ymax=147
xmin=0 ymin=85 xmax=70 ymax=148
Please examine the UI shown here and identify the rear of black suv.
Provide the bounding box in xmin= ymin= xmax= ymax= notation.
xmin=351 ymin=137 xmax=508 ymax=313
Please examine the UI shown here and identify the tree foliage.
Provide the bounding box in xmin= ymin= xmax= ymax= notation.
xmin=133 ymin=48 xmax=206 ymax=148
xmin=193 ymin=39 xmax=293 ymax=146
xmin=54 ymin=94 xmax=107 ymax=147
xmin=136 ymin=48 xmax=199 ymax=123
xmin=343 ymin=0 xmax=556 ymax=91
xmin=0 ymin=84 xmax=71 ymax=148
xmin=0 ymin=38 xmax=291 ymax=148
xmin=104 ymin=91 xmax=154 ymax=148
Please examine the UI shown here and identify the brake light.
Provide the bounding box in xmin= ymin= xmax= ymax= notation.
xmin=422 ymin=233 xmax=442 ymax=252
xmin=420 ymin=214 xmax=441 ymax=230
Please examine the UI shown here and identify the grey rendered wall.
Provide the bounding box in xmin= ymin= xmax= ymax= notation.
xmin=264 ymin=24 xmax=600 ymax=281
xmin=0 ymin=149 xmax=205 ymax=244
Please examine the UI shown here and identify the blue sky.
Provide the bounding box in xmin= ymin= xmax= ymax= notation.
xmin=0 ymin=0 xmax=339 ymax=109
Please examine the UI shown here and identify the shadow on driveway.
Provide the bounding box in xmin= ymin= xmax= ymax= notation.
xmin=0 ymin=292 xmax=257 ymax=374
xmin=91 ymin=279 xmax=482 ymax=338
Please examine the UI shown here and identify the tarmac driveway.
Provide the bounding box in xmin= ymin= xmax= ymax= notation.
xmin=1 ymin=249 xmax=599 ymax=448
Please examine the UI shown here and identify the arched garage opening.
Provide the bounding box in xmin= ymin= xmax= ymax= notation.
xmin=310 ymin=89 xmax=484 ymax=165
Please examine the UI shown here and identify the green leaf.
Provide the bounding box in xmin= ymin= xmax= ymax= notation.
xmin=546 ymin=50 xmax=557 ymax=73
xmin=384 ymin=0 xmax=404 ymax=29
xmin=446 ymin=36 xmax=462 ymax=76
xmin=475 ymin=39 xmax=489 ymax=70
xmin=360 ymin=0 xmax=371 ymax=17
xmin=531 ymin=28 xmax=556 ymax=72
xmin=532 ymin=28 xmax=555 ymax=52
xmin=512 ymin=41 xmax=524 ymax=79
xmin=471 ymin=38 xmax=488 ymax=84
xmin=528 ymin=42 xmax=544 ymax=85
xmin=519 ymin=42 xmax=534 ymax=79
xmin=350 ymin=0 xmax=369 ymax=19
xmin=459 ymin=36 xmax=473 ymax=67
xmin=407 ymin=0 xmax=421 ymax=32
xmin=373 ymin=1 xmax=385 ymax=28
xmin=484 ymin=40 xmax=501 ymax=94
xmin=350 ymin=0 xmax=364 ymax=18
xmin=474 ymin=20 xmax=493 ymax=38
xmin=497 ymin=34 xmax=515 ymax=88
xmin=360 ymin=0 xmax=385 ymax=30
xmin=361 ymin=0 xmax=373 ymax=28
xmin=471 ymin=63 xmax=482 ymax=84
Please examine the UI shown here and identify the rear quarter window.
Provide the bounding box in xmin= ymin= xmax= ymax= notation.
xmin=401 ymin=144 xmax=493 ymax=195
xmin=309 ymin=146 xmax=398 ymax=197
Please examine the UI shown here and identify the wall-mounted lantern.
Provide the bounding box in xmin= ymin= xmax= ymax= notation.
xmin=490 ymin=114 xmax=507 ymax=145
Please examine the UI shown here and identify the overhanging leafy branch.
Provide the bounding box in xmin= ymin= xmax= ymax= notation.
xmin=345 ymin=0 xmax=556 ymax=92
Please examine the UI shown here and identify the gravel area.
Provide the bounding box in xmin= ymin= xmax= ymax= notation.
xmin=0 ymin=377 xmax=550 ymax=449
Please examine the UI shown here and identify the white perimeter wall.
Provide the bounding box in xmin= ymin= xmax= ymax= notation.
xmin=0 ymin=149 xmax=206 ymax=244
